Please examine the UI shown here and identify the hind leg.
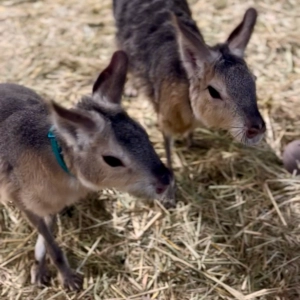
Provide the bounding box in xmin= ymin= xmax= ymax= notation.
xmin=31 ymin=215 xmax=54 ymax=286
xmin=25 ymin=210 xmax=83 ymax=290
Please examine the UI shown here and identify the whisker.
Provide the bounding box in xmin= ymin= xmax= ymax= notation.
xmin=230 ymin=126 xmax=245 ymax=129
xmin=233 ymin=131 xmax=242 ymax=140
xmin=243 ymin=133 xmax=249 ymax=146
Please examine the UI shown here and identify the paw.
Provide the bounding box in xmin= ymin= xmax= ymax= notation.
xmin=31 ymin=262 xmax=51 ymax=287
xmin=61 ymin=270 xmax=83 ymax=291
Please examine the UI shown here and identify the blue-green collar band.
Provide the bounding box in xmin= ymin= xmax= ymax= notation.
xmin=48 ymin=126 xmax=73 ymax=177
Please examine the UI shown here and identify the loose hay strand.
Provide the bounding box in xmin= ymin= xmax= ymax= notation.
xmin=0 ymin=0 xmax=300 ymax=299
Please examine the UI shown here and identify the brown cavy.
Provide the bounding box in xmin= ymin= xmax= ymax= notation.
xmin=113 ymin=0 xmax=266 ymax=169
xmin=0 ymin=51 xmax=173 ymax=290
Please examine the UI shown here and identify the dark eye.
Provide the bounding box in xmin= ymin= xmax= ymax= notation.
xmin=207 ymin=85 xmax=222 ymax=100
xmin=103 ymin=156 xmax=124 ymax=167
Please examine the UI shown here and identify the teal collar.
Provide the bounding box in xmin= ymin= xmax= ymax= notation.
xmin=48 ymin=126 xmax=73 ymax=176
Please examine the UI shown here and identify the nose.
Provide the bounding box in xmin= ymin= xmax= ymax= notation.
xmin=154 ymin=167 xmax=172 ymax=195
xmin=155 ymin=181 xmax=168 ymax=194
xmin=246 ymin=118 xmax=266 ymax=139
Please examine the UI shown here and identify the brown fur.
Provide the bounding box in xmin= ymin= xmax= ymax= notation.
xmin=158 ymin=78 xmax=195 ymax=138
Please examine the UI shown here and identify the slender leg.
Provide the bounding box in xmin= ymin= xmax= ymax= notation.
xmin=163 ymin=134 xmax=173 ymax=171
xmin=162 ymin=134 xmax=177 ymax=208
xmin=24 ymin=210 xmax=83 ymax=291
xmin=31 ymin=215 xmax=55 ymax=286
xmin=185 ymin=132 xmax=194 ymax=148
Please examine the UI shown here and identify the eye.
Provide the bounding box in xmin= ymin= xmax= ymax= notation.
xmin=207 ymin=85 xmax=222 ymax=100
xmin=102 ymin=156 xmax=124 ymax=167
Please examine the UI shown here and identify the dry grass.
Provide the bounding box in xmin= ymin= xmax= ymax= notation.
xmin=0 ymin=0 xmax=300 ymax=299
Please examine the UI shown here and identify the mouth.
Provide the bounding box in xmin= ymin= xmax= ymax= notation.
xmin=230 ymin=127 xmax=265 ymax=146
xmin=128 ymin=181 xmax=176 ymax=209
xmin=159 ymin=186 xmax=177 ymax=209
xmin=244 ymin=132 xmax=264 ymax=145
xmin=127 ymin=183 xmax=157 ymax=200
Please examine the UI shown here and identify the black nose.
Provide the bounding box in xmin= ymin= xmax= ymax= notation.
xmin=153 ymin=164 xmax=172 ymax=194
xmin=246 ymin=118 xmax=266 ymax=139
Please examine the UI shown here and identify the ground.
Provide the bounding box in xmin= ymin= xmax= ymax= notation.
xmin=0 ymin=0 xmax=300 ymax=299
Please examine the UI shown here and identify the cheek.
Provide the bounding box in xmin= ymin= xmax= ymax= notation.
xmin=97 ymin=167 xmax=138 ymax=188
xmin=195 ymin=96 xmax=235 ymax=129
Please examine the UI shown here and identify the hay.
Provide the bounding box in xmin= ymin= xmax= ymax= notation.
xmin=0 ymin=0 xmax=300 ymax=299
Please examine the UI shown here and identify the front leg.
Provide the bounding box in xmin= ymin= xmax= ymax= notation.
xmin=24 ymin=210 xmax=83 ymax=291
xmin=162 ymin=134 xmax=177 ymax=208
xmin=163 ymin=133 xmax=173 ymax=171
xmin=184 ymin=132 xmax=194 ymax=148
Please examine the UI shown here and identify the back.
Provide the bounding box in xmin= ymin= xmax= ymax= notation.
xmin=0 ymin=83 xmax=50 ymax=163
xmin=114 ymin=0 xmax=200 ymax=84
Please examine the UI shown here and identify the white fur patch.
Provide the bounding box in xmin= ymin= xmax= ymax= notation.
xmin=35 ymin=234 xmax=46 ymax=262
xmin=93 ymin=95 xmax=122 ymax=111
xmin=78 ymin=174 xmax=100 ymax=191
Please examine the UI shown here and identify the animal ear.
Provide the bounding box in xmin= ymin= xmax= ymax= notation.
xmin=51 ymin=101 xmax=96 ymax=130
xmin=49 ymin=101 xmax=100 ymax=147
xmin=171 ymin=13 xmax=216 ymax=79
xmin=226 ymin=8 xmax=257 ymax=57
xmin=92 ymin=50 xmax=128 ymax=105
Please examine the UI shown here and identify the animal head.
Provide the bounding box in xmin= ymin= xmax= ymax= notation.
xmin=172 ymin=8 xmax=266 ymax=145
xmin=49 ymin=51 xmax=173 ymax=202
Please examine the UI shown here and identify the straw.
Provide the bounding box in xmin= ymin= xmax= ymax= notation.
xmin=0 ymin=0 xmax=300 ymax=299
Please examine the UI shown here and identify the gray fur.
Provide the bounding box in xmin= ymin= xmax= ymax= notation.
xmin=113 ymin=0 xmax=203 ymax=96
xmin=113 ymin=0 xmax=266 ymax=169
xmin=0 ymin=51 xmax=173 ymax=290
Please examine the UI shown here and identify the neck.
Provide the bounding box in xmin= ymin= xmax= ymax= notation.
xmin=48 ymin=126 xmax=74 ymax=177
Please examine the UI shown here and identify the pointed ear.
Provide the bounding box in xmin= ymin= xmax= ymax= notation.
xmin=49 ymin=101 xmax=99 ymax=147
xmin=226 ymin=8 xmax=257 ymax=57
xmin=171 ymin=13 xmax=216 ymax=79
xmin=51 ymin=101 xmax=96 ymax=130
xmin=92 ymin=50 xmax=128 ymax=105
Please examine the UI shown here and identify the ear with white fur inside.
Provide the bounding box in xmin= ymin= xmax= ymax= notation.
xmin=50 ymin=101 xmax=103 ymax=148
xmin=92 ymin=50 xmax=128 ymax=105
xmin=226 ymin=8 xmax=258 ymax=57
xmin=171 ymin=13 xmax=216 ymax=80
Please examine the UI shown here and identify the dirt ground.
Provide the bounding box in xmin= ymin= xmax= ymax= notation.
xmin=0 ymin=0 xmax=300 ymax=299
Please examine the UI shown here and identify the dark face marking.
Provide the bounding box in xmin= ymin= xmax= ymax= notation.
xmin=214 ymin=45 xmax=257 ymax=114
xmin=212 ymin=45 xmax=265 ymax=135
xmin=77 ymin=98 xmax=169 ymax=179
